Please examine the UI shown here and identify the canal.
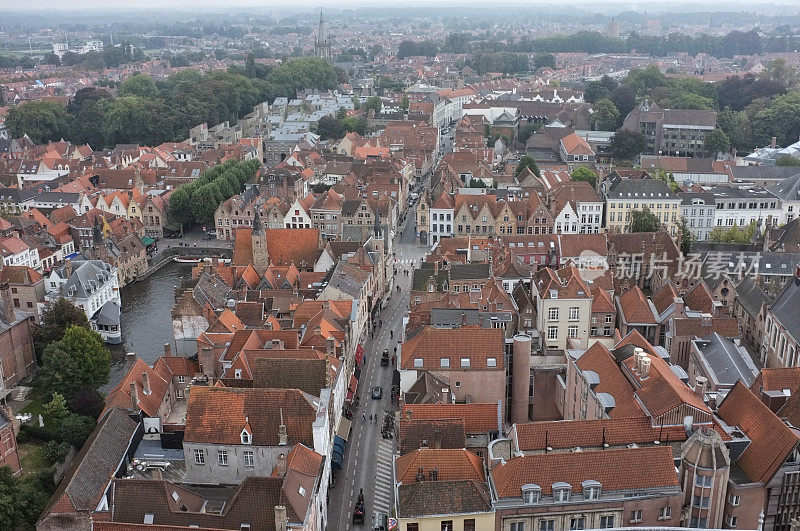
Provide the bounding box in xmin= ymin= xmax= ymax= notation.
xmin=104 ymin=261 xmax=194 ymax=391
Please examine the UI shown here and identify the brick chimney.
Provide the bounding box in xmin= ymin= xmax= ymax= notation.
xmin=276 ymin=452 xmax=287 ymax=476
xmin=64 ymin=258 xmax=73 ymax=278
xmin=278 ymin=408 xmax=288 ymax=446
xmin=274 ymin=506 xmax=287 ymax=531
xmin=0 ymin=282 xmax=15 ymax=324
xmin=415 ymin=466 xmax=425 ymax=482
xmin=639 ymin=356 xmax=651 ymax=377
xmin=326 ymin=336 xmax=335 ymax=358
xmin=141 ymin=372 xmax=151 ymax=395
xmin=164 ymin=343 xmax=172 ymax=357
xmin=129 ymin=381 xmax=138 ymax=411
xmin=695 ymin=375 xmax=708 ymax=398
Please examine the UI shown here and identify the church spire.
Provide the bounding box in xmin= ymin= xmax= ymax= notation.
xmin=314 ymin=5 xmax=332 ymax=61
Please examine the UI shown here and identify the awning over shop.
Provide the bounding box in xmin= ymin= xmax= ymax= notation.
xmin=331 ymin=435 xmax=347 ymax=470
xmin=336 ymin=416 xmax=351 ymax=442
xmin=141 ymin=236 xmax=156 ymax=246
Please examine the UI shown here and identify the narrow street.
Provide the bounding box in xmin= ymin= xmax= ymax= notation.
xmin=329 ymin=205 xmax=428 ymax=529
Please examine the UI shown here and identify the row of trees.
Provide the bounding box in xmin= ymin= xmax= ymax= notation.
xmin=43 ymin=42 xmax=145 ymax=70
xmin=169 ymin=158 xmax=261 ymax=225
xmin=4 ymin=57 xmax=339 ymax=148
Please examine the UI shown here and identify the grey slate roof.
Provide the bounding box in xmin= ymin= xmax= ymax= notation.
xmin=770 ymin=273 xmax=800 ymax=341
xmin=734 ymin=276 xmax=772 ymax=317
xmin=93 ymin=300 xmax=121 ymax=326
xmin=732 ymin=166 xmax=800 ymax=183
xmin=449 ymin=263 xmax=490 ymax=281
xmin=606 ymin=178 xmax=677 ymax=200
xmin=57 ymin=260 xmax=115 ymax=299
xmin=768 ymin=172 xmax=800 ymax=202
xmin=692 ymin=332 xmax=759 ymax=388
xmin=42 ymin=408 xmax=139 ymax=515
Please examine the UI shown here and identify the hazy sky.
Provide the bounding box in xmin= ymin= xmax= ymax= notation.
xmin=8 ymin=0 xmax=796 ymax=12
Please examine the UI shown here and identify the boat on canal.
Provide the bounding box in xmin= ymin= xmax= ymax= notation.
xmin=173 ymin=256 xmax=232 ymax=264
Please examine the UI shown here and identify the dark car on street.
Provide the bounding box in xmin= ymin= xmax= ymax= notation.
xmin=371 ymin=386 xmax=383 ymax=399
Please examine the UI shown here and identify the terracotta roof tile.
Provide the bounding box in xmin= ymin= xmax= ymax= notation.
xmin=491 ymin=446 xmax=678 ymax=498
xmin=396 ymin=448 xmax=485 ymax=484
xmin=575 ymin=342 xmax=644 ymax=418
xmin=400 ymin=326 xmax=504 ymax=371
xmin=401 ymin=403 xmax=499 ymax=433
xmin=618 ymin=285 xmax=656 ymax=325
xmin=717 ymin=381 xmax=800 ymax=484
xmin=397 ymin=480 xmax=491 ymax=518
xmin=398 ymin=418 xmax=467 ymax=454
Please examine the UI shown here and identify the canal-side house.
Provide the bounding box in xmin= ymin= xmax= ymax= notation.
xmin=46 ymin=258 xmax=122 ymax=343
xmin=0 ymin=282 xmax=36 ymax=390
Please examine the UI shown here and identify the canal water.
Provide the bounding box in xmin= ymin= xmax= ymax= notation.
xmin=104 ymin=261 xmax=194 ymax=391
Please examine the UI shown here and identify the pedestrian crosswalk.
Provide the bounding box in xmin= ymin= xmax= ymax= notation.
xmin=373 ymin=439 xmax=395 ymax=514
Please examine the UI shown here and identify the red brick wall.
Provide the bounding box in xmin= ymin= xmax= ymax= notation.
xmin=0 ymin=422 xmax=21 ymax=475
xmin=0 ymin=317 xmax=35 ymax=388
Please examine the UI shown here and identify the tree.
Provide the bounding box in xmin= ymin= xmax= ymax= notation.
xmin=611 ymin=129 xmax=646 ymax=161
xmin=705 ymin=128 xmax=730 ymax=157
xmin=533 ymin=53 xmax=556 ymax=70
xmin=192 ymin=184 xmax=221 ymax=224
xmin=571 ymin=166 xmax=597 ymax=189
xmin=584 ymin=76 xmax=617 ymax=103
xmin=118 ymin=73 xmax=159 ymax=99
xmin=590 ymin=98 xmax=620 ymax=131
xmin=363 ymin=96 xmax=382 ymax=114
xmin=39 ymin=326 xmax=110 ymax=401
xmin=752 ymin=91 xmax=800 ymax=147
xmin=610 ymin=85 xmax=636 ymax=120
xmin=168 ymin=186 xmax=194 ymax=224
xmin=628 ymin=207 xmax=662 ymax=233
xmin=515 ymin=154 xmax=540 ymax=177
xmin=709 ymin=221 xmax=758 ymax=243
xmin=777 ymin=156 xmax=800 ymax=166
xmin=5 ymin=100 xmax=72 ymax=144
xmin=677 ymin=217 xmax=695 ymax=255
xmin=0 ymin=467 xmax=23 ymax=529
xmin=401 ymin=95 xmax=410 ymax=114
xmin=517 ymin=121 xmax=542 ymax=144
xmin=315 ymin=115 xmax=346 ymax=140
xmin=58 ymin=414 xmax=97 ymax=448
xmin=34 ymin=298 xmax=89 ymax=359
xmin=69 ymin=389 xmax=105 ymax=419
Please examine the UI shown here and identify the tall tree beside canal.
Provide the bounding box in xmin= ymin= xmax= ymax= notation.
xmin=33 ymin=297 xmax=90 ymax=360
xmin=169 ymin=158 xmax=261 ymax=226
xmin=39 ymin=325 xmax=111 ymax=404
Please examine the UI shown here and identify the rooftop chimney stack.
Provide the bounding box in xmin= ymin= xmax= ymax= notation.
xmin=129 ymin=381 xmax=138 ymax=411
xmin=141 ymin=372 xmax=151 ymax=395
xmin=274 ymin=506 xmax=288 ymax=531
xmin=164 ymin=343 xmax=172 ymax=357
xmin=640 ymin=355 xmax=651 ymax=377
xmin=276 ymin=452 xmax=287 ymax=476
xmin=695 ymin=375 xmax=708 ymax=399
xmin=416 ymin=466 xmax=425 ymax=482
xmin=278 ymin=408 xmax=288 ymax=445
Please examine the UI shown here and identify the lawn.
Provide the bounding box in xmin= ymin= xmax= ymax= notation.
xmin=17 ymin=443 xmax=49 ymax=478
xmin=20 ymin=384 xmax=47 ymax=420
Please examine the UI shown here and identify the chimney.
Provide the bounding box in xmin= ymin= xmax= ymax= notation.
xmin=164 ymin=343 xmax=172 ymax=357
xmin=141 ymin=372 xmax=151 ymax=395
xmin=434 ymin=260 xmax=439 ymax=274
xmin=639 ymin=355 xmax=651 ymax=377
xmin=274 ymin=506 xmax=288 ymax=531
xmin=771 ymin=136 xmax=777 ymax=149
xmin=695 ymin=375 xmax=708 ymax=398
xmin=276 ymin=452 xmax=287 ymax=476
xmin=432 ymin=467 xmax=439 ymax=480
xmin=314 ymin=325 xmax=322 ymax=336
xmin=633 ymin=348 xmax=644 ymax=371
xmin=326 ymin=336 xmax=335 ymax=358
xmin=0 ymin=283 xmax=14 ymax=323
xmin=278 ymin=409 xmax=288 ymax=445
xmin=129 ymin=381 xmax=138 ymax=411
xmin=416 ymin=466 xmax=425 ymax=482
xmin=461 ymin=312 xmax=466 ymax=326
xmin=65 ymin=258 xmax=73 ymax=277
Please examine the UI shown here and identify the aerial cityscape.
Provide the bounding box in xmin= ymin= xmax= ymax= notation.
xmin=2 ymin=1 xmax=800 ymax=530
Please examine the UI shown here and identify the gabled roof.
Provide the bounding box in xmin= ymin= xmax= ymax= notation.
xmin=398 ymin=418 xmax=467 ymax=455
xmin=401 ymin=403 xmax=499 ymax=433
xmin=396 ymin=448 xmax=485 ymax=484
xmin=397 ymin=480 xmax=491 ymax=518
xmin=617 ymin=285 xmax=656 ymax=325
xmin=717 ymin=381 xmax=800 ymax=484
xmin=490 ymin=446 xmax=678 ymax=498
xmin=400 ymin=326 xmax=504 ymax=371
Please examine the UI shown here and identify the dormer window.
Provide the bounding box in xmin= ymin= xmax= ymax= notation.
xmin=241 ymin=429 xmax=252 ymax=445
xmin=521 ymin=484 xmax=541 ymax=504
xmin=235 ymin=369 xmax=242 ymax=379
xmin=582 ymin=480 xmax=601 ymax=500
xmin=552 ymin=482 xmax=571 ymax=502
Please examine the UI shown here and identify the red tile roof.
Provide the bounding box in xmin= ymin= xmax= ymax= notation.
xmin=575 ymin=342 xmax=644 ymax=418
xmin=651 ymin=281 xmax=679 ymax=316
xmin=618 ymin=285 xmax=656 ymax=325
xmin=491 ymin=446 xmax=678 ymax=498
xmin=751 ymin=367 xmax=800 ymax=393
xmin=400 ymin=326 xmax=504 ymax=371
xmin=717 ymin=381 xmax=800 ymax=484
xmin=396 ymin=448 xmax=485 ymax=484
xmin=401 ymin=403 xmax=499 ymax=433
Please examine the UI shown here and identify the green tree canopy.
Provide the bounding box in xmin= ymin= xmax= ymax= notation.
xmin=5 ymin=100 xmax=71 ymax=144
xmin=705 ymin=128 xmax=731 ymax=157
xmin=628 ymin=207 xmax=662 ymax=233
xmin=611 ymin=129 xmax=646 ymax=161
xmin=33 ymin=298 xmax=89 ymax=360
xmin=515 ymin=154 xmax=540 ymax=177
xmin=316 ymin=115 xmax=346 ymax=140
xmin=571 ymin=166 xmax=597 ymax=189
xmin=118 ymin=73 xmax=159 ymax=99
xmin=677 ymin=217 xmax=695 ymax=255
xmin=752 ymin=91 xmax=800 ymax=147
xmin=777 ymin=156 xmax=800 ymax=166
xmin=363 ymin=96 xmax=383 ymax=114
xmin=590 ymin=98 xmax=620 ymax=131
xmin=39 ymin=325 xmax=110 ymax=401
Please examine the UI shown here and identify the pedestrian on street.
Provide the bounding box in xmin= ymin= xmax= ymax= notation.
xmin=362 ymin=413 xmax=366 ymax=422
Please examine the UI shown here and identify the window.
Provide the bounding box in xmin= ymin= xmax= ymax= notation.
xmin=487 ymin=357 xmax=497 ymax=367
xmin=570 ymin=517 xmax=585 ymax=530
xmin=440 ymin=521 xmax=453 ymax=531
xmin=194 ymin=449 xmax=205 ymax=465
xmin=568 ymin=326 xmax=579 ymax=338
xmin=235 ymin=369 xmax=242 ymax=379
xmin=240 ymin=525 xmax=251 ymax=531
xmin=553 ymin=484 xmax=570 ymax=502
xmin=241 ymin=430 xmax=251 ymax=445
xmin=462 ymin=520 xmax=475 ymax=531
xmin=547 ymin=326 xmax=558 ymax=341
xmin=569 ymin=307 xmax=579 ymax=321
xmin=460 ymin=357 xmax=471 ymax=367
xmin=176 ymin=388 xmax=184 ymax=399
xmin=630 ymin=510 xmax=642 ymax=523
xmin=583 ymin=482 xmax=601 ymax=500
xmin=538 ymin=521 xmax=554 ymax=531
xmin=177 ymin=376 xmax=185 ymax=384
xmin=693 ymin=495 xmax=710 ymax=508
xmin=414 ymin=358 xmax=424 ymax=368
xmin=695 ymin=475 xmax=712 ymax=487
xmin=522 ymin=484 xmax=541 ymax=504
xmin=548 ymin=308 xmax=559 ymax=321
xmin=407 ymin=524 xmax=419 ymax=531
xmin=605 ymin=314 xmax=613 ymax=323
xmin=659 ymin=506 xmax=671 ymax=520
xmin=510 ymin=523 xmax=525 ymax=531
xmin=599 ymin=516 xmax=614 ymax=528
xmin=728 ymin=516 xmax=738 ymax=527
xmin=243 ymin=451 xmax=254 ymax=467
xmin=729 ymin=494 xmax=740 ymax=506
xmin=218 ymin=450 xmax=228 ymax=465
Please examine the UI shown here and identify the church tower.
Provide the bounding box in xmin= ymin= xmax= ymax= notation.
xmin=314 ymin=7 xmax=332 ymax=61
xmin=251 ymin=209 xmax=269 ymax=273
